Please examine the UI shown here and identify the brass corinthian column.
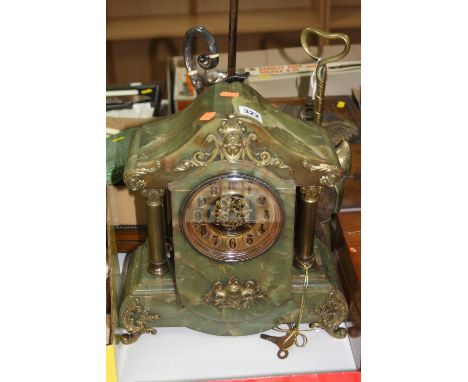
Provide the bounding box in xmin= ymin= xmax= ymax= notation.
xmin=294 ymin=186 xmax=320 ymax=269
xmin=143 ymin=188 xmax=170 ymax=276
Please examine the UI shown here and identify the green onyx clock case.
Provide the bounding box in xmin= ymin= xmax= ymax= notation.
xmin=116 ymin=22 xmax=352 ymax=358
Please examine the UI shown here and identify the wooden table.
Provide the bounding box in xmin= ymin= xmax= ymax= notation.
xmin=336 ymin=211 xmax=361 ymax=369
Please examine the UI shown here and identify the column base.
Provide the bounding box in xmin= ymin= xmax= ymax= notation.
xmin=147 ymin=261 xmax=170 ymax=276
xmin=293 ymin=255 xmax=317 ymax=271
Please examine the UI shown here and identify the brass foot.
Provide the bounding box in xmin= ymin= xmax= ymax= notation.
xmin=328 ymin=326 xmax=347 ymax=339
xmin=309 ymin=291 xmax=348 ymax=339
xmin=310 ymin=322 xmax=347 ymax=339
xmin=119 ymin=298 xmax=160 ymax=345
xmin=121 ymin=331 xmax=146 ymax=345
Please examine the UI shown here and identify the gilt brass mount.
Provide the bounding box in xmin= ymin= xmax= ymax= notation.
xmin=302 ymin=162 xmax=340 ymax=188
xmin=299 ymin=185 xmax=321 ymax=203
xmin=124 ymin=164 xmax=161 ymax=193
xmin=142 ymin=188 xmax=165 ymax=207
xmin=309 ymin=291 xmax=348 ymax=338
xmin=120 ymin=298 xmax=160 ymax=345
xmin=204 ymin=275 xmax=266 ymax=309
xmin=174 ymin=114 xmax=291 ymax=172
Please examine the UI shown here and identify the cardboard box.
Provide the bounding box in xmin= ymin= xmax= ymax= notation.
xmin=106 ymin=116 xmax=156 ymax=134
xmin=168 ymin=44 xmax=361 ymax=112
xmin=107 ymin=184 xmax=146 ymax=226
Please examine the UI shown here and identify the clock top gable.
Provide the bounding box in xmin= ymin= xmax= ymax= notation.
xmin=124 ymin=81 xmax=343 ymax=191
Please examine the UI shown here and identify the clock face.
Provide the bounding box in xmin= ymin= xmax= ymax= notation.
xmin=181 ymin=174 xmax=284 ymax=262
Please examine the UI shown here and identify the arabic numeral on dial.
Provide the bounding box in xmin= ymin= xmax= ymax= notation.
xmin=263 ymin=209 xmax=270 ymax=220
xmin=228 ymin=238 xmax=237 ymax=249
xmin=228 ymin=181 xmax=238 ymax=191
xmin=194 ymin=210 xmax=203 ymax=222
xmin=258 ymin=223 xmax=267 ymax=235
xmin=198 ymin=197 xmax=206 ymax=207
xmin=199 ymin=224 xmax=208 ymax=237
xmin=245 ymin=233 xmax=254 ymax=246
xmin=211 ymin=185 xmax=219 ymax=196
xmin=257 ymin=196 xmax=266 ymax=206
xmin=211 ymin=234 xmax=220 ymax=246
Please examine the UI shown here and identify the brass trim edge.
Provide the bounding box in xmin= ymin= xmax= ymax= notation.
xmin=302 ymin=161 xmax=340 ymax=188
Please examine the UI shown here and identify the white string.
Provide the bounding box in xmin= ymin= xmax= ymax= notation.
xmin=310 ymin=68 xmax=317 ymax=100
xmin=207 ymin=53 xmax=219 ymax=59
xmin=188 ymin=69 xmax=198 ymax=76
xmin=309 ymin=58 xmax=322 ymax=100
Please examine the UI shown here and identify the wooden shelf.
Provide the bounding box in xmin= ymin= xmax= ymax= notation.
xmin=332 ymin=6 xmax=361 ymax=29
xmin=107 ymin=7 xmax=360 ymax=41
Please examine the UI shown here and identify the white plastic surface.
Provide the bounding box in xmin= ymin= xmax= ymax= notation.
xmin=115 ymin=324 xmax=356 ymax=382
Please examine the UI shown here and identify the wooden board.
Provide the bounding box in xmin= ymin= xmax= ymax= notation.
xmin=337 ymin=211 xmax=361 ymax=284
xmin=107 ymin=8 xmax=360 ymax=41
xmin=343 ymin=143 xmax=360 ymax=210
xmin=114 ymin=225 xmax=147 ymax=253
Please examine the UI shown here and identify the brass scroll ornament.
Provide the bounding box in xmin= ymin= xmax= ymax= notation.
xmin=309 ymin=291 xmax=348 ymax=338
xmin=302 ymin=161 xmax=340 ymax=188
xmin=204 ymin=275 xmax=266 ymax=309
xmin=123 ymin=161 xmax=163 ymax=204
xmin=120 ymin=298 xmax=160 ymax=345
xmin=174 ymin=114 xmax=290 ymax=172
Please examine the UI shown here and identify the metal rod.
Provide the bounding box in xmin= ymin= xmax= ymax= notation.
xmin=313 ymin=66 xmax=327 ymax=125
xmin=227 ymin=0 xmax=239 ymax=76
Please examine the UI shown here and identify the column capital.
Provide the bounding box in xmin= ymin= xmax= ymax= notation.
xmin=299 ymin=186 xmax=321 ymax=203
xmin=142 ymin=188 xmax=165 ymax=207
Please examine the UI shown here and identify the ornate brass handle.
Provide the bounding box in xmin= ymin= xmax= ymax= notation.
xmin=300 ymin=28 xmax=350 ymax=125
xmin=300 ymin=28 xmax=350 ymax=67
xmin=183 ymin=26 xmax=221 ymax=94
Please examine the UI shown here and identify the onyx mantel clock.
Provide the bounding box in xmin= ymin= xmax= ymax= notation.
xmin=117 ymin=7 xmax=352 ymax=359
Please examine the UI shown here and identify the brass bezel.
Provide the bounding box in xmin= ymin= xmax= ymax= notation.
xmin=180 ymin=172 xmax=284 ymax=262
